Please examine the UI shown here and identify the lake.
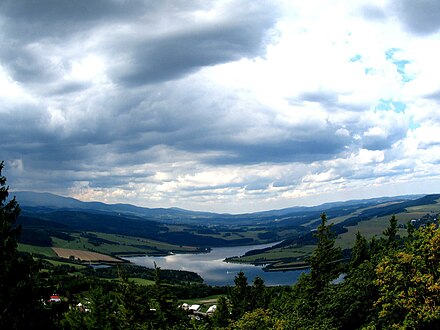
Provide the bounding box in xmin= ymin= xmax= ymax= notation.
xmin=124 ymin=242 xmax=307 ymax=286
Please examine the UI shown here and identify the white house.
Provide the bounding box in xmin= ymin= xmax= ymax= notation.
xmin=189 ymin=304 xmax=201 ymax=312
xmin=206 ymin=305 xmax=217 ymax=314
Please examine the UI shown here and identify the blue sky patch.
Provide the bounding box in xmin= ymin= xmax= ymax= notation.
xmin=385 ymin=48 xmax=413 ymax=82
xmin=376 ymin=99 xmax=407 ymax=113
xmin=409 ymin=120 xmax=420 ymax=130
xmin=350 ymin=54 xmax=362 ymax=62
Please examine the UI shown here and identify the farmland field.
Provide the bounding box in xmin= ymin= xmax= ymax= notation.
xmin=43 ymin=259 xmax=88 ymax=269
xmin=18 ymin=243 xmax=58 ymax=257
xmin=52 ymin=247 xmax=123 ymax=263
xmin=51 ymin=232 xmax=201 ymax=256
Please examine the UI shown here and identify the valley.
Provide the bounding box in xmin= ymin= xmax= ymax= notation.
xmin=14 ymin=191 xmax=440 ymax=279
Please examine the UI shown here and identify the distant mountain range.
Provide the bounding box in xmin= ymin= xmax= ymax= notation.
xmin=11 ymin=191 xmax=440 ymax=249
xmin=11 ymin=190 xmax=428 ymax=225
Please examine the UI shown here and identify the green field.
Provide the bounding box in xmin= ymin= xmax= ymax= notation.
xmin=407 ymin=198 xmax=440 ymax=213
xmin=335 ymin=214 xmax=407 ymax=250
xmin=226 ymin=245 xmax=315 ymax=265
xmin=51 ymin=232 xmax=200 ymax=256
xmin=128 ymin=277 xmax=155 ymax=286
xmin=43 ymin=259 xmax=87 ymax=269
xmin=51 ymin=235 xmax=155 ymax=255
xmin=95 ymin=233 xmax=192 ymax=251
xmin=18 ymin=243 xmax=57 ymax=257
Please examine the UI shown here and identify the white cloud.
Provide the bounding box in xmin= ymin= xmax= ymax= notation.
xmin=1 ymin=0 xmax=440 ymax=212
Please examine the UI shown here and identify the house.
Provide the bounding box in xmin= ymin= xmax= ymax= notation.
xmin=48 ymin=295 xmax=61 ymax=303
xmin=189 ymin=304 xmax=201 ymax=312
xmin=206 ymin=305 xmax=217 ymax=315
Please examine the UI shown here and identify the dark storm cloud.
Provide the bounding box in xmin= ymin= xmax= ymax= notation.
xmin=47 ymin=81 xmax=92 ymax=96
xmin=393 ymin=0 xmax=440 ymax=35
xmin=361 ymin=126 xmax=407 ymax=151
xmin=0 ymin=0 xmax=148 ymax=38
xmin=107 ymin=83 xmax=354 ymax=166
xmin=0 ymin=45 xmax=56 ymax=84
xmin=0 ymin=0 xmax=144 ymax=84
xmin=1 ymin=77 xmax=352 ymax=193
xmin=175 ymin=131 xmax=350 ymax=165
xmin=109 ymin=5 xmax=278 ymax=85
xmin=0 ymin=0 xmax=278 ymax=86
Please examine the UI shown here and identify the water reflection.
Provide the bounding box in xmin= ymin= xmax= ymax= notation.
xmin=124 ymin=242 xmax=307 ymax=286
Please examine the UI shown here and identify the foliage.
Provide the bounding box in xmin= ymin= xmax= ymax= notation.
xmin=269 ymin=214 xmax=440 ymax=329
xmin=307 ymin=213 xmax=342 ymax=293
xmin=373 ymin=224 xmax=440 ymax=329
xmin=211 ymin=296 xmax=229 ymax=329
xmin=228 ymin=271 xmax=251 ymax=320
xmin=228 ymin=308 xmax=276 ymax=330
xmin=382 ymin=214 xmax=398 ymax=250
xmin=350 ymin=231 xmax=369 ymax=268
xmin=0 ymin=162 xmax=48 ymax=329
xmin=274 ymin=213 xmax=342 ymax=327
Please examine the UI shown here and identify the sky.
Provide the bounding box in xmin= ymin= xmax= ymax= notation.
xmin=1 ymin=0 xmax=440 ymax=213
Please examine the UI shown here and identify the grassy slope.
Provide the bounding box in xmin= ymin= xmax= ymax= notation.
xmin=43 ymin=259 xmax=87 ymax=269
xmin=51 ymin=232 xmax=200 ymax=256
xmin=18 ymin=243 xmax=57 ymax=257
xmin=335 ymin=214 xmax=408 ymax=250
xmin=229 ymin=198 xmax=440 ymax=268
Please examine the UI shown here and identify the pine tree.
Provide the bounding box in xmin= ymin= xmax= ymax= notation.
xmin=250 ymin=276 xmax=268 ymax=310
xmin=228 ymin=271 xmax=250 ymax=319
xmin=383 ymin=214 xmax=398 ymax=250
xmin=307 ymin=213 xmax=342 ymax=292
xmin=0 ymin=162 xmax=21 ymax=285
xmin=212 ymin=296 xmax=230 ymax=328
xmin=0 ymin=161 xmax=45 ymax=328
xmin=350 ymin=231 xmax=369 ymax=268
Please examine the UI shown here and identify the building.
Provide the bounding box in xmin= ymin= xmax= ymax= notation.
xmin=48 ymin=295 xmax=61 ymax=303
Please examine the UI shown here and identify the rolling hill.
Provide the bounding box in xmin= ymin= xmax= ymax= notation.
xmin=12 ymin=191 xmax=439 ymax=252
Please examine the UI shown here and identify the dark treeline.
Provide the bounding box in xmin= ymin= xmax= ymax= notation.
xmin=1 ymin=162 xmax=439 ymax=329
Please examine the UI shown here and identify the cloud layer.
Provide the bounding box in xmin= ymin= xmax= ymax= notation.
xmin=1 ymin=0 xmax=440 ymax=213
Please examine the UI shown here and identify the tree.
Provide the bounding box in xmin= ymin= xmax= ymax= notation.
xmin=117 ymin=276 xmax=153 ymax=329
xmin=383 ymin=214 xmax=398 ymax=250
xmin=228 ymin=271 xmax=250 ymax=320
xmin=212 ymin=296 xmax=229 ymax=329
xmin=307 ymin=213 xmax=342 ymax=293
xmin=373 ymin=224 xmax=440 ymax=329
xmin=0 ymin=162 xmax=22 ymax=297
xmin=271 ymin=213 xmax=342 ymax=328
xmin=350 ymin=231 xmax=369 ymax=268
xmin=151 ymin=263 xmax=189 ymax=329
xmin=87 ymin=285 xmax=120 ymax=329
xmin=0 ymin=161 xmax=46 ymax=329
xmin=229 ymin=308 xmax=276 ymax=330
xmin=250 ymin=276 xmax=268 ymax=310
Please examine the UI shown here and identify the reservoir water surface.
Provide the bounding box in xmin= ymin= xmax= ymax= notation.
xmin=124 ymin=242 xmax=307 ymax=286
